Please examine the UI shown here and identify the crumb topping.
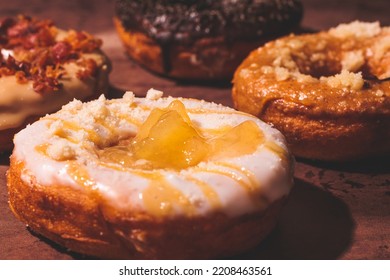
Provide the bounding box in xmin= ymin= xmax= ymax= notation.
xmin=233 ymin=21 xmax=390 ymax=116
xmin=123 ymin=91 xmax=135 ymax=103
xmin=329 ymin=21 xmax=381 ymax=39
xmin=341 ymin=50 xmax=365 ymax=72
xmin=320 ymin=70 xmax=364 ymax=90
xmin=146 ymin=88 xmax=164 ymax=100
xmin=0 ymin=15 xmax=102 ymax=94
xmin=248 ymin=21 xmax=387 ymax=92
xmin=373 ymin=35 xmax=390 ymax=61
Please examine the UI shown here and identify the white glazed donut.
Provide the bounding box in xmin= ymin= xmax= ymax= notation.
xmin=7 ymin=89 xmax=293 ymax=259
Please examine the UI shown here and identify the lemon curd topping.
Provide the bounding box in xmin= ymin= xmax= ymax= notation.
xmin=98 ymin=100 xmax=265 ymax=170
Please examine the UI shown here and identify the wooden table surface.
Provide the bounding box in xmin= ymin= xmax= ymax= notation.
xmin=0 ymin=0 xmax=389 ymax=260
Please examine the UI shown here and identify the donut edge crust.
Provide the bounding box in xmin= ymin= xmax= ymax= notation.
xmin=114 ymin=18 xmax=273 ymax=81
xmin=232 ymin=22 xmax=390 ymax=162
xmin=7 ymin=157 xmax=288 ymax=259
xmin=232 ymin=88 xmax=390 ymax=161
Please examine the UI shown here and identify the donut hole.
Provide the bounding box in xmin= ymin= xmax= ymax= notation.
xmin=274 ymin=42 xmax=380 ymax=91
xmin=291 ymin=52 xmax=342 ymax=79
xmin=288 ymin=44 xmax=368 ymax=79
xmin=286 ymin=36 xmax=389 ymax=82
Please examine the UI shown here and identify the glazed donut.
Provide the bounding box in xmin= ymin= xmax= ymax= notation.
xmin=7 ymin=89 xmax=293 ymax=259
xmin=0 ymin=15 xmax=110 ymax=152
xmin=233 ymin=21 xmax=390 ymax=161
xmin=114 ymin=0 xmax=303 ymax=80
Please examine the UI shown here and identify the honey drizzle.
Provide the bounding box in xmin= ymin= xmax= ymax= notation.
xmin=97 ymin=161 xmax=224 ymax=217
xmin=185 ymin=175 xmax=221 ymax=208
xmin=78 ymin=156 xmax=266 ymax=217
xmin=195 ymin=166 xmax=254 ymax=193
xmin=132 ymin=171 xmax=197 ymax=217
xmin=210 ymin=162 xmax=270 ymax=208
xmin=51 ymin=119 xmax=101 ymax=144
xmin=93 ymin=161 xmax=199 ymax=217
xmin=66 ymin=161 xmax=95 ymax=189
xmin=95 ymin=118 xmax=116 ymax=135
xmin=64 ymin=161 xmax=114 ymax=218
xmin=213 ymin=161 xmax=259 ymax=188
xmin=264 ymin=141 xmax=288 ymax=161
xmin=46 ymin=113 xmax=139 ymax=145
xmin=116 ymin=113 xmax=142 ymax=127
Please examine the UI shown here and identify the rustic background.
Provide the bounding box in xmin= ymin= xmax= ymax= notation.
xmin=0 ymin=0 xmax=389 ymax=259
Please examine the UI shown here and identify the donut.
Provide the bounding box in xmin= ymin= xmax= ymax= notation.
xmin=0 ymin=15 xmax=110 ymax=152
xmin=7 ymin=89 xmax=293 ymax=259
xmin=114 ymin=0 xmax=303 ymax=80
xmin=232 ymin=21 xmax=390 ymax=161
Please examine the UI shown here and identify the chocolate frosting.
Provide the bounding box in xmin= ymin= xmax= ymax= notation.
xmin=115 ymin=0 xmax=303 ymax=44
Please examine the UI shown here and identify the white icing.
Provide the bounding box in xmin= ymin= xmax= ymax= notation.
xmin=13 ymin=94 xmax=293 ymax=218
xmin=0 ymin=31 xmax=109 ymax=130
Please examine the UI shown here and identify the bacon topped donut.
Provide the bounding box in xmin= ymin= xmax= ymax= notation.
xmin=233 ymin=21 xmax=390 ymax=161
xmin=0 ymin=15 xmax=110 ymax=152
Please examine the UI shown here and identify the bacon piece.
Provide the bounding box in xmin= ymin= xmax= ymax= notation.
xmin=33 ymin=75 xmax=62 ymax=93
xmin=77 ymin=58 xmax=98 ymax=79
xmin=52 ymin=41 xmax=72 ymax=62
xmin=0 ymin=15 xmax=102 ymax=93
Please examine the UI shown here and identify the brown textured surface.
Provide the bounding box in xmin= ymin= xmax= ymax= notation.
xmin=114 ymin=17 xmax=272 ymax=80
xmin=0 ymin=0 xmax=389 ymax=259
xmin=231 ymin=24 xmax=390 ymax=161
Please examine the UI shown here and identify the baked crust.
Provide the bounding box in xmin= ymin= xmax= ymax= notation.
xmin=7 ymin=158 xmax=287 ymax=259
xmin=232 ymin=22 xmax=390 ymax=161
xmin=114 ymin=18 xmax=267 ymax=80
xmin=114 ymin=0 xmax=303 ymax=80
xmin=240 ymin=99 xmax=390 ymax=161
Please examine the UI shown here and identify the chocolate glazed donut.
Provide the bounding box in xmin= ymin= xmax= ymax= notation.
xmin=115 ymin=0 xmax=303 ymax=80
